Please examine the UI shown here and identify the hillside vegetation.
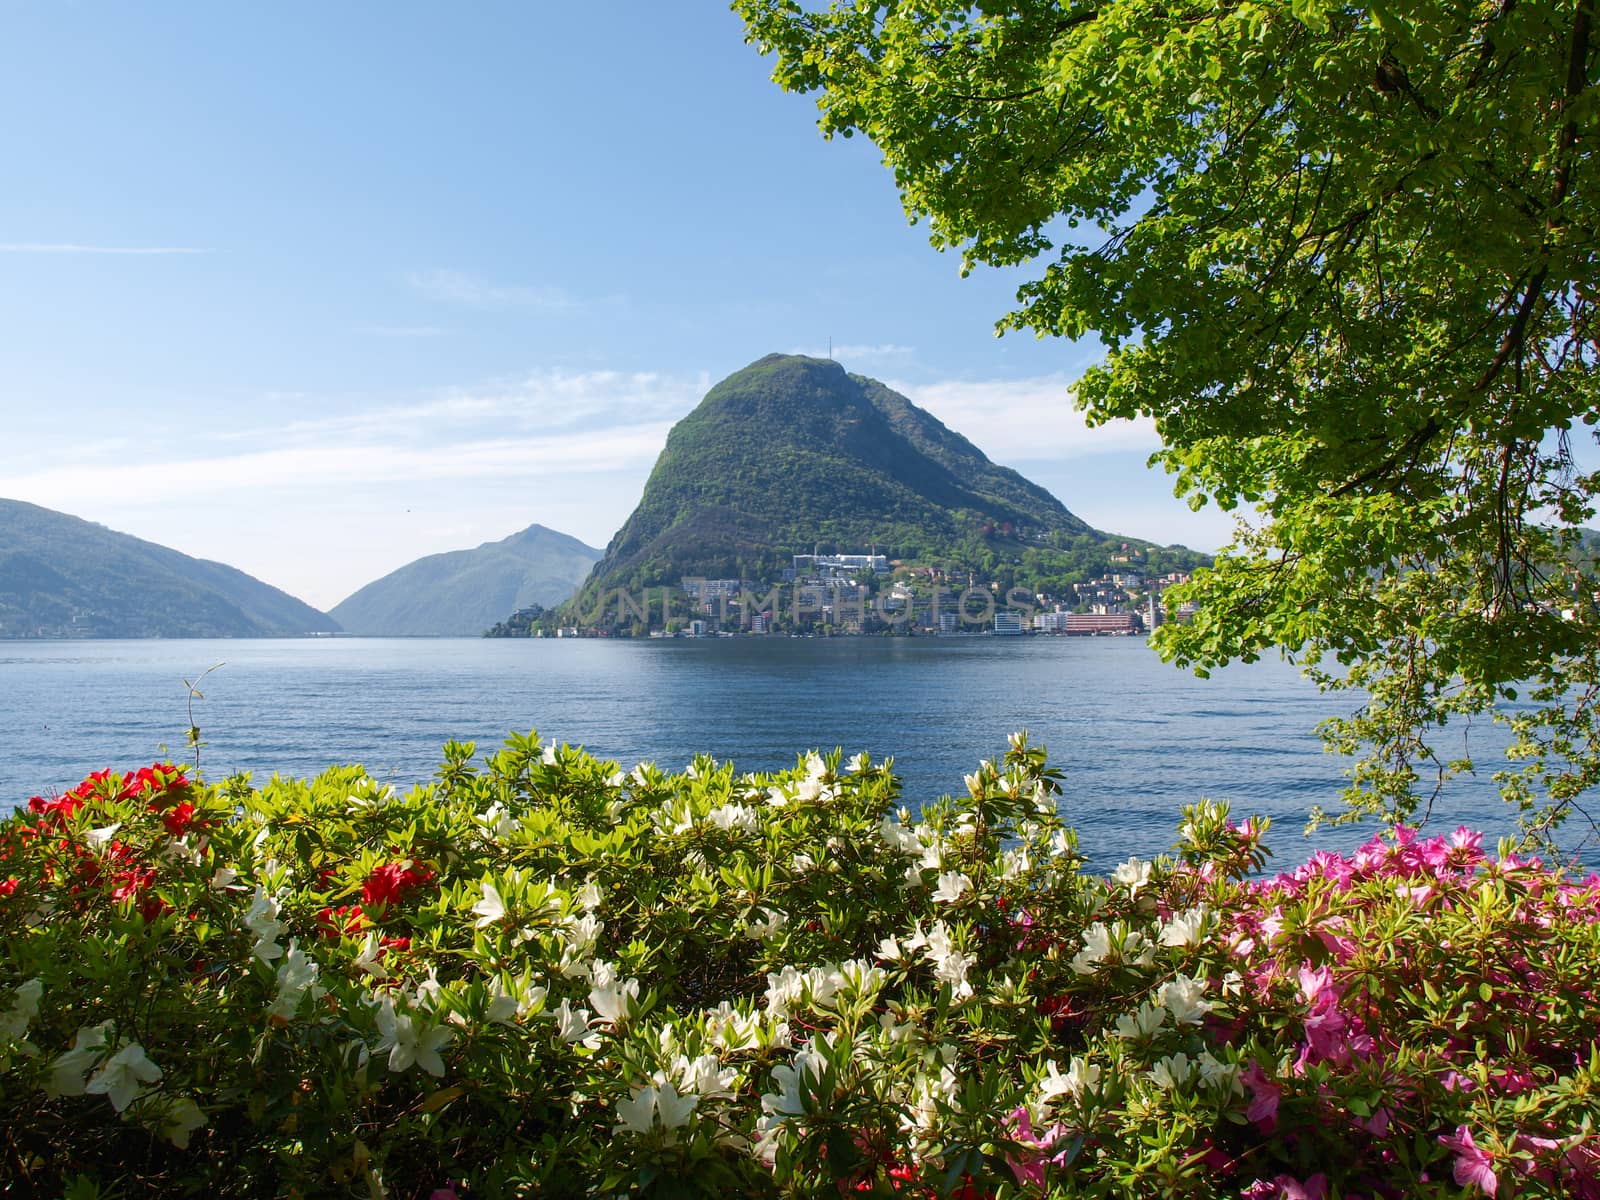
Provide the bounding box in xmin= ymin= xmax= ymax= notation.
xmin=569 ymin=355 xmax=1205 ymax=617
xmin=0 ymin=499 xmax=336 ymax=638
xmin=331 ymin=524 xmax=599 ymax=636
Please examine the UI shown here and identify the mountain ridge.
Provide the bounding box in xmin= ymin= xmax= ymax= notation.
xmin=330 ymin=523 xmax=600 ymax=636
xmin=569 ymin=354 xmax=1203 ymax=619
xmin=0 ymin=499 xmax=337 ymax=638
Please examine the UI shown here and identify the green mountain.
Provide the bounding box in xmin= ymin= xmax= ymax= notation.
xmin=571 ymin=353 xmax=1205 ymax=612
xmin=331 ymin=524 xmax=601 ymax=636
xmin=0 ymin=499 xmax=337 ymax=638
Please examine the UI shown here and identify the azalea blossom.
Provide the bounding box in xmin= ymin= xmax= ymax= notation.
xmin=932 ymin=870 xmax=973 ymax=904
xmin=1439 ymin=1125 xmax=1498 ymax=1196
xmin=744 ymin=907 xmax=788 ymax=941
xmin=153 ymin=1095 xmax=207 ymax=1148
xmin=677 ymin=1052 xmax=738 ymax=1098
xmin=1114 ymin=856 xmax=1153 ymax=896
xmin=85 ymin=1041 xmax=162 ymax=1112
xmin=588 ymin=973 xmax=640 ymax=1025
xmin=616 ymin=1079 xmax=699 ymax=1133
xmin=0 ymin=978 xmax=43 ymax=1055
xmin=471 ymin=881 xmax=507 ymax=928
xmin=554 ymin=998 xmax=595 ymax=1045
xmin=351 ymin=932 xmax=390 ymax=981
xmin=1070 ymin=921 xmax=1113 ymax=974
xmin=1112 ymin=1001 xmax=1166 ymax=1041
xmin=47 ymin=1021 xmax=113 ymax=1097
xmin=1148 ymin=1051 xmax=1193 ymax=1090
xmin=269 ymin=941 xmax=322 ymax=1020
xmin=1160 ymin=973 xmax=1211 ymax=1025
xmin=1037 ymin=1056 xmax=1099 ymax=1109
xmin=373 ymin=996 xmax=453 ymax=1076
xmin=1158 ymin=905 xmax=1209 ymax=948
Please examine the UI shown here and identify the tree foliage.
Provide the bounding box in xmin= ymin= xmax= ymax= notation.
xmin=736 ymin=0 xmax=1600 ymax=845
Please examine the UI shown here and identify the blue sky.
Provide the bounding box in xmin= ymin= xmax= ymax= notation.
xmin=0 ymin=2 xmax=1234 ymax=610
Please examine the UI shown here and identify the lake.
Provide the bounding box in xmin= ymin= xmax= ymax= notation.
xmin=0 ymin=635 xmax=1549 ymax=870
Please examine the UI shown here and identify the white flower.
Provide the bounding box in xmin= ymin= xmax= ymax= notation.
xmin=708 ymin=802 xmax=760 ymax=835
xmin=575 ymin=880 xmax=603 ymax=911
xmin=765 ymin=966 xmax=804 ymax=1017
xmin=209 ymin=866 xmax=239 ymax=891
xmin=761 ymin=1047 xmax=825 ymax=1121
xmin=472 ymin=881 xmax=507 ymax=929
xmin=84 ymin=823 xmax=121 ymax=852
xmin=47 ymin=1021 xmax=113 ymax=1097
xmin=849 ymin=751 xmax=871 ymax=773
xmin=85 ymin=1041 xmax=162 ymax=1112
xmin=1114 ymin=856 xmax=1153 ymax=896
xmin=743 ymin=907 xmax=788 ymax=941
xmin=837 ymin=959 xmax=886 ymax=1000
xmin=1159 ymin=973 xmax=1211 ymax=1026
xmin=1149 ymin=1051 xmax=1193 ymax=1090
xmin=589 ymin=974 xmax=640 ymax=1025
xmin=554 ymin=998 xmax=593 ymax=1044
xmin=615 ymin=1085 xmax=659 ymax=1134
xmin=875 ymin=934 xmax=903 ymax=962
xmin=1196 ymin=1049 xmax=1241 ymax=1093
xmin=1159 ymin=905 xmax=1209 ymax=948
xmin=269 ymin=941 xmax=322 ymax=1019
xmin=245 ymin=887 xmax=287 ymax=962
xmin=878 ymin=814 xmax=922 ymax=855
xmin=373 ymin=996 xmax=452 ymax=1076
xmin=485 ymin=973 xmax=546 ymax=1025
xmin=1037 ymin=1056 xmax=1100 ymax=1109
xmin=803 ymin=964 xmax=846 ymax=1009
xmin=617 ymin=1079 xmax=699 ymax=1133
xmin=791 ymin=852 xmax=816 ymax=874
xmin=542 ymin=744 xmax=558 ymax=765
xmin=476 ymin=803 xmax=518 ymax=840
xmin=1070 ymin=921 xmax=1113 ymax=974
xmin=1112 ymin=1000 xmax=1167 ymax=1041
xmin=678 ymin=1052 xmax=737 ymax=1098
xmin=707 ymin=1003 xmax=763 ymax=1052
xmin=351 ymin=932 xmax=389 ymax=981
xmin=155 ymin=1095 xmax=208 ymax=1148
xmin=932 ymin=871 xmax=972 ymax=904
xmin=0 ymin=978 xmax=43 ymax=1047
xmin=998 ymin=846 xmax=1032 ymax=881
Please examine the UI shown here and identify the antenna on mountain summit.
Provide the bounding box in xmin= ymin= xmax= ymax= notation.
xmin=828 ymin=337 xmax=833 ymax=360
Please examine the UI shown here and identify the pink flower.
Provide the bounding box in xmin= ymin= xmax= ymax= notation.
xmin=1241 ymin=1174 xmax=1328 ymax=1200
xmin=1241 ymin=1060 xmax=1281 ymax=1131
xmin=1439 ymin=1125 xmax=1498 ymax=1195
xmin=1004 ymin=1106 xmax=1073 ymax=1189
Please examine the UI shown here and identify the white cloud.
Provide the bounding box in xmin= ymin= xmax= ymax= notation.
xmin=406 ymin=268 xmax=580 ymax=311
xmin=0 ymin=243 xmax=211 ymax=254
xmin=1 ymin=423 xmax=674 ymax=511
xmin=889 ymin=374 xmax=1160 ymax=463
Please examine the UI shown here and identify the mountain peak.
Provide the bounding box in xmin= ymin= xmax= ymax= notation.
xmin=570 ymin=355 xmax=1094 ymax=602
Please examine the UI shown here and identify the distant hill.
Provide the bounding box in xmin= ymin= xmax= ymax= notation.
xmin=0 ymin=499 xmax=337 ymax=638
xmin=568 ymin=353 xmax=1206 ymax=616
xmin=331 ymin=524 xmax=601 ymax=636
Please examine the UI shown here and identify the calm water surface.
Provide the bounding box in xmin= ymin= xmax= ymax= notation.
xmin=0 ymin=636 xmax=1539 ymax=869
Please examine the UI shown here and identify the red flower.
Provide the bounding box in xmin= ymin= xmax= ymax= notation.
xmin=361 ymin=861 xmax=435 ymax=909
xmin=161 ymin=802 xmax=199 ymax=837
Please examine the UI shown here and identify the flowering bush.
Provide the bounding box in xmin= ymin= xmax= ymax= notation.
xmin=1 ymin=733 xmax=1597 ymax=1198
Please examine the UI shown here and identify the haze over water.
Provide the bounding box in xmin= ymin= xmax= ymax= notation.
xmin=0 ymin=636 xmax=1549 ymax=870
